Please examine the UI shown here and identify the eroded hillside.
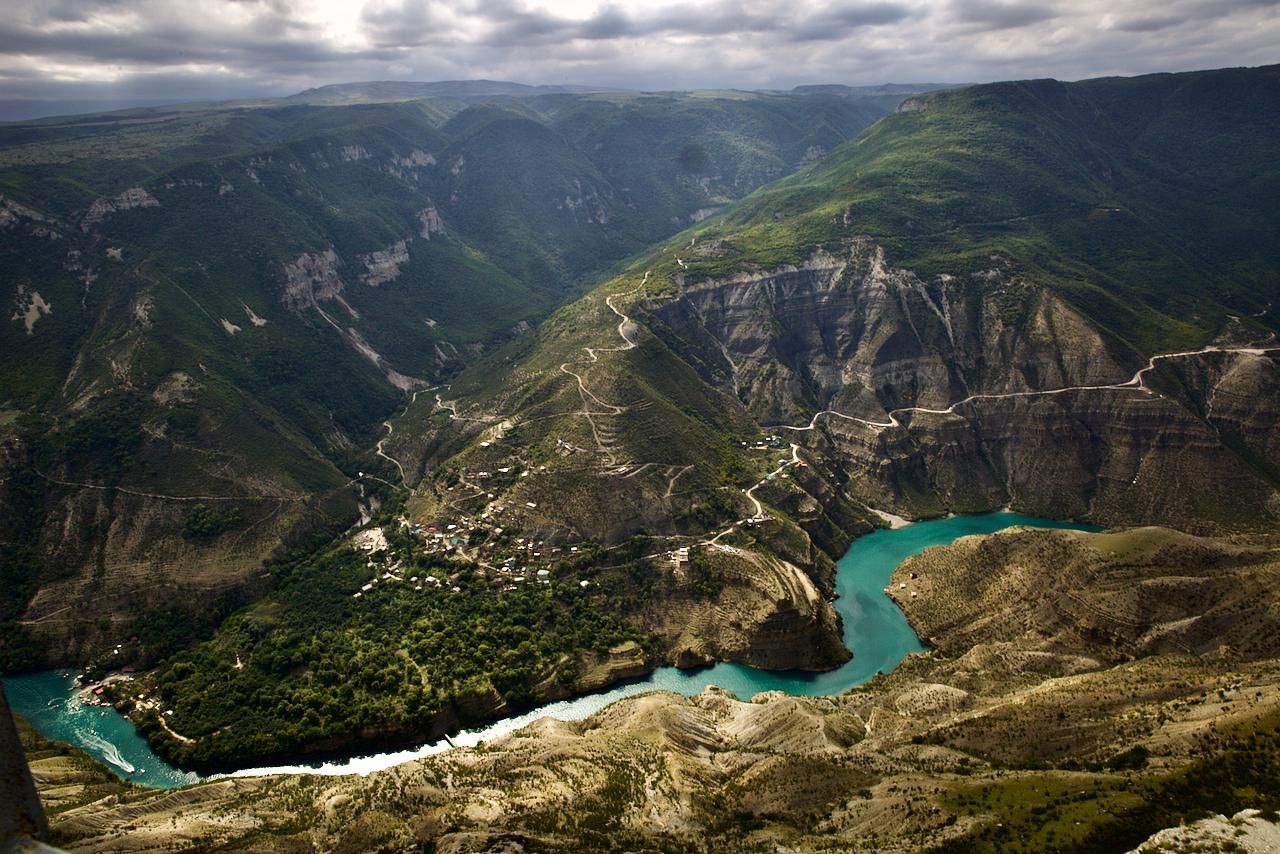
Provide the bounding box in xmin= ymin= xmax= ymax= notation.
xmin=27 ymin=526 xmax=1280 ymax=852
xmin=388 ymin=66 xmax=1280 ymax=548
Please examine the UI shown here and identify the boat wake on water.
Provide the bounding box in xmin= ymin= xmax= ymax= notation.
xmin=77 ymin=728 xmax=137 ymax=773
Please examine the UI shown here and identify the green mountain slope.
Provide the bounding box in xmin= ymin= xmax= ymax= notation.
xmin=0 ymin=84 xmax=913 ymax=670
xmin=697 ymin=66 xmax=1280 ymax=351
xmin=393 ymin=64 xmax=1280 ymax=539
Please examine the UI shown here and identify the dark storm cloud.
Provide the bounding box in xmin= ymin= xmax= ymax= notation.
xmin=3 ymin=1 xmax=311 ymax=63
xmin=948 ymin=0 xmax=1059 ymax=30
xmin=361 ymin=1 xmax=455 ymax=48
xmin=404 ymin=1 xmax=912 ymax=48
xmin=577 ymin=5 xmax=634 ymax=39
xmin=787 ymin=3 xmax=917 ymax=41
xmin=1109 ymin=15 xmax=1183 ymax=32
xmin=0 ymin=0 xmax=1277 ymax=121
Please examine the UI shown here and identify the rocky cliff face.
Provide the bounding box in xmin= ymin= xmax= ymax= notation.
xmin=359 ymin=239 xmax=410 ymax=287
xmin=655 ymin=241 xmax=1130 ymax=422
xmin=650 ymin=549 xmax=849 ymax=672
xmin=80 ymin=187 xmax=159 ymax=231
xmin=280 ymin=248 xmax=347 ymax=311
xmin=650 ymin=240 xmax=1280 ymax=532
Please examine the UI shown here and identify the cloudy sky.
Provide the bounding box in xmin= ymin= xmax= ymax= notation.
xmin=2 ymin=0 xmax=1277 ymax=118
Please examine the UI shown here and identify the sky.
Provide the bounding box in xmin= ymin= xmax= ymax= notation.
xmin=1 ymin=0 xmax=1277 ymax=119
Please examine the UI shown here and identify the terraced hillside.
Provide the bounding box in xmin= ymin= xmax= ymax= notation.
xmin=390 ymin=65 xmax=1280 ymax=544
xmin=0 ymin=82 xmax=919 ymax=669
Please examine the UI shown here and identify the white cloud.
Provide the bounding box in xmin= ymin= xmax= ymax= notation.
xmin=0 ymin=0 xmax=1276 ymax=118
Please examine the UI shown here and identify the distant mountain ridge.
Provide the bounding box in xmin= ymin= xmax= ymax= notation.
xmin=285 ymin=79 xmax=624 ymax=106
xmin=0 ymin=79 xmax=950 ymax=124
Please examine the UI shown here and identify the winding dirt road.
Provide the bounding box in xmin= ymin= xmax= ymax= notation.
xmin=775 ymin=344 xmax=1280 ymax=434
xmin=574 ymin=282 xmax=1280 ymax=543
xmin=375 ymin=386 xmax=437 ymax=482
xmin=556 ymin=275 xmax=651 ymax=464
xmin=405 ymin=265 xmax=1280 ymax=553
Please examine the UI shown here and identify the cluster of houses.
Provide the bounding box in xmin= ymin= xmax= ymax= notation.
xmin=348 ymin=507 xmax=598 ymax=602
xmin=742 ymin=434 xmax=787 ymax=452
xmin=352 ymin=564 xmax=463 ymax=599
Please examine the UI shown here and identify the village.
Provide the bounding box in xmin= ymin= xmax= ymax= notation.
xmin=348 ymin=508 xmax=598 ymax=603
xmin=343 ymin=429 xmax=806 ymax=607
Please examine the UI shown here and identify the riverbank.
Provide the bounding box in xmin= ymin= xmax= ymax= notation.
xmin=4 ymin=670 xmax=198 ymax=788
xmin=76 ymin=671 xmax=134 ymax=707
xmin=7 ymin=512 xmax=1096 ymax=787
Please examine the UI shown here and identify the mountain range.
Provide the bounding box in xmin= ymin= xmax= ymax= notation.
xmin=5 ymin=64 xmax=1280 ymax=852
xmin=0 ymin=80 xmax=931 ymax=668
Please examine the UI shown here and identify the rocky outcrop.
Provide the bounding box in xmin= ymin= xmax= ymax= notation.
xmin=575 ymin=640 xmax=651 ymax=692
xmin=11 ymin=284 xmax=51 ymax=335
xmin=1130 ymin=810 xmax=1280 ymax=854
xmin=394 ymin=149 xmax=436 ymax=169
xmin=418 ymin=206 xmax=444 ymax=239
xmin=1161 ymin=348 xmax=1280 ymax=485
xmin=556 ymin=179 xmax=611 ymax=224
xmin=0 ymin=193 xmax=51 ymax=229
xmin=652 ymin=550 xmax=849 ymax=672
xmin=279 ymin=247 xmax=424 ymax=388
xmin=359 ymin=239 xmax=410 ymax=287
xmin=338 ymin=145 xmax=370 ymax=162
xmin=689 ymin=206 xmax=722 ymax=223
xmin=280 ymin=248 xmax=345 ymax=310
xmin=389 ymin=149 xmax=436 ymax=182
xmin=80 ymin=187 xmax=159 ymax=231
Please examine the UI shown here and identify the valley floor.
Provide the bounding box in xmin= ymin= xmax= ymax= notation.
xmin=21 ymin=525 xmax=1280 ymax=852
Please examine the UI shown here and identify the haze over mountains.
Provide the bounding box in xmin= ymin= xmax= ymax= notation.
xmin=4 ymin=58 xmax=1280 ymax=853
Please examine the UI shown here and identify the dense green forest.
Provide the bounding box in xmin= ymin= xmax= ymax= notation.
xmin=134 ymin=523 xmax=657 ymax=768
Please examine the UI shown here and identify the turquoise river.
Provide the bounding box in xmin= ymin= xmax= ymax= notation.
xmin=5 ymin=512 xmax=1095 ymax=788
